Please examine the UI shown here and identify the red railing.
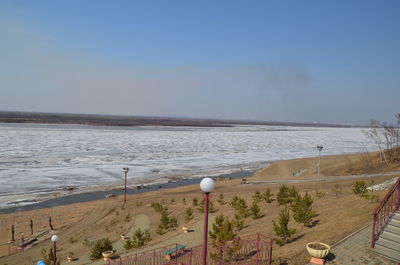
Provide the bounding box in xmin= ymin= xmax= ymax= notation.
xmin=371 ymin=177 xmax=400 ymax=248
xmin=105 ymin=233 xmax=273 ymax=265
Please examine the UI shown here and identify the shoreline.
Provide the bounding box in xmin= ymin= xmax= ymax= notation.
xmin=0 ymin=169 xmax=255 ymax=214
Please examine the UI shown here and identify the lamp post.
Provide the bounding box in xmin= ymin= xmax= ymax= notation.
xmin=51 ymin=235 xmax=59 ymax=265
xmin=122 ymin=167 xmax=129 ymax=204
xmin=20 ymin=232 xmax=24 ymax=250
xmin=200 ymin=177 xmax=215 ymax=265
xmin=317 ymin=145 xmax=323 ymax=179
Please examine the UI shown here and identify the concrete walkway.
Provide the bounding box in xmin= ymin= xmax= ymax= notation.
xmin=318 ymin=224 xmax=397 ymax=265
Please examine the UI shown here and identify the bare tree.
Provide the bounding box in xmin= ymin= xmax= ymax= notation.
xmin=364 ymin=119 xmax=388 ymax=165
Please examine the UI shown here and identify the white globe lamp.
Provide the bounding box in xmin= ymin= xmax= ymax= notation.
xmin=200 ymin=177 xmax=215 ymax=194
xmin=51 ymin=235 xmax=59 ymax=242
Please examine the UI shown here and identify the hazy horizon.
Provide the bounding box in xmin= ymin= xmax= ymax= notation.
xmin=1 ymin=1 xmax=399 ymax=124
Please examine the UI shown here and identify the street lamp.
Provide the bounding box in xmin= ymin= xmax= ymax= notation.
xmin=51 ymin=235 xmax=59 ymax=265
xmin=122 ymin=167 xmax=129 ymax=204
xmin=317 ymin=145 xmax=323 ymax=179
xmin=200 ymin=177 xmax=215 ymax=265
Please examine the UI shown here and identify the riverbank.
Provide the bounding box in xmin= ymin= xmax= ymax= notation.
xmin=0 ymin=170 xmax=255 ymax=214
xmin=0 ymin=151 xmax=398 ymax=265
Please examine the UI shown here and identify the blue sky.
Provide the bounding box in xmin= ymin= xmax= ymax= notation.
xmin=1 ymin=1 xmax=399 ymax=124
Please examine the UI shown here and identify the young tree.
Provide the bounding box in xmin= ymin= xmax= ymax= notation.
xmin=90 ymin=238 xmax=113 ymax=260
xmin=209 ymin=214 xmax=236 ymax=243
xmin=197 ymin=199 xmax=217 ymax=213
xmin=217 ymin=193 xmax=226 ymax=205
xmin=291 ymin=192 xmax=317 ymax=227
xmin=185 ymin=207 xmax=194 ymax=222
xmin=262 ymin=188 xmax=274 ymax=203
xmin=192 ymin=198 xmax=199 ymax=207
xmin=331 ymin=184 xmax=342 ymax=197
xmin=272 ymin=207 xmax=296 ymax=246
xmin=124 ymin=229 xmax=151 ymax=250
xmin=277 ymin=185 xmax=299 ymax=205
xmin=230 ymin=196 xmax=250 ymax=218
xmin=233 ymin=213 xmax=246 ymax=231
xmin=250 ymin=200 xmax=263 ymax=219
xmin=252 ymin=191 xmax=262 ymax=203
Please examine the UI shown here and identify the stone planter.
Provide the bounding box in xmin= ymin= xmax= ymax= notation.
xmin=102 ymin=250 xmax=114 ymax=261
xmin=121 ymin=234 xmax=126 ymax=240
xmin=182 ymin=227 xmax=188 ymax=233
xmin=306 ymin=242 xmax=330 ymax=259
xmin=67 ymin=256 xmax=73 ymax=262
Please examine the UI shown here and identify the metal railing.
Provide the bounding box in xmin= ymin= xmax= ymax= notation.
xmin=371 ymin=177 xmax=400 ymax=248
xmin=106 ymin=233 xmax=273 ymax=265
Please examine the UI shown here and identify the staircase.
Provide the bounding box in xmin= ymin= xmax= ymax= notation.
xmin=373 ymin=211 xmax=400 ymax=262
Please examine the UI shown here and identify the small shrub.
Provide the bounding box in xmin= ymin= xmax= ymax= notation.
xmin=136 ymin=201 xmax=143 ymax=207
xmin=192 ymin=198 xmax=199 ymax=207
xmin=262 ymin=188 xmax=274 ymax=203
xmin=124 ymin=229 xmax=151 ymax=250
xmin=353 ymin=181 xmax=367 ymax=196
xmin=185 ymin=207 xmax=194 ymax=222
xmin=41 ymin=248 xmax=60 ymax=265
xmin=125 ymin=212 xmax=131 ymax=222
xmin=82 ymin=238 xmax=91 ymax=247
xmin=197 ymin=200 xmax=217 ymax=213
xmin=315 ymin=190 xmax=326 ymax=198
xmin=252 ymin=191 xmax=262 ymax=203
xmin=171 ymin=199 xmax=175 ymax=204
xmin=90 ymin=238 xmax=113 ymax=260
xmin=217 ymin=194 xmax=226 ymax=205
xmin=151 ymin=202 xmax=168 ymax=214
xmin=331 ymin=184 xmax=342 ymax=196
xmin=364 ymin=192 xmax=380 ymax=203
xmin=182 ymin=198 xmax=187 ymax=205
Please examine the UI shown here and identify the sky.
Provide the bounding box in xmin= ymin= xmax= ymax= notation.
xmin=1 ymin=1 xmax=399 ymax=125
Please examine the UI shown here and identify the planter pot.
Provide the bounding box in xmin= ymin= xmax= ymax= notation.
xmin=306 ymin=242 xmax=330 ymax=259
xmin=182 ymin=227 xmax=188 ymax=233
xmin=67 ymin=256 xmax=73 ymax=262
xmin=121 ymin=234 xmax=126 ymax=240
xmin=102 ymin=250 xmax=114 ymax=261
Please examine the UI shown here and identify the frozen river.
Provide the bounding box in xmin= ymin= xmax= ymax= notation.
xmin=0 ymin=123 xmax=376 ymax=208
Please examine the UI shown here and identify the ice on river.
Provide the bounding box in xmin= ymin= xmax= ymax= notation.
xmin=0 ymin=123 xmax=376 ymax=208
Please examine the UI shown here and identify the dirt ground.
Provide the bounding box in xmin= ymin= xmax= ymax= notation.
xmin=0 ymin=151 xmax=398 ymax=265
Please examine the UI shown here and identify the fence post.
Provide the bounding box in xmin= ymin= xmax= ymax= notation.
xmin=256 ymin=233 xmax=260 ymax=265
xmin=268 ymin=238 xmax=272 ymax=265
xmin=153 ymin=249 xmax=155 ymax=265
xmin=175 ymin=243 xmax=178 ymax=265
xmin=11 ymin=225 xmax=15 ymax=242
xmin=371 ymin=213 xmax=377 ymax=248
xmin=30 ymin=220 xmax=33 ymax=235
xmin=190 ymin=247 xmax=193 ymax=265
xmin=219 ymin=245 xmax=223 ymax=265
xmin=49 ymin=216 xmax=54 ymax=230
xmin=119 ymin=257 xmax=122 ymax=265
xmin=135 ymin=253 xmax=137 ymax=265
